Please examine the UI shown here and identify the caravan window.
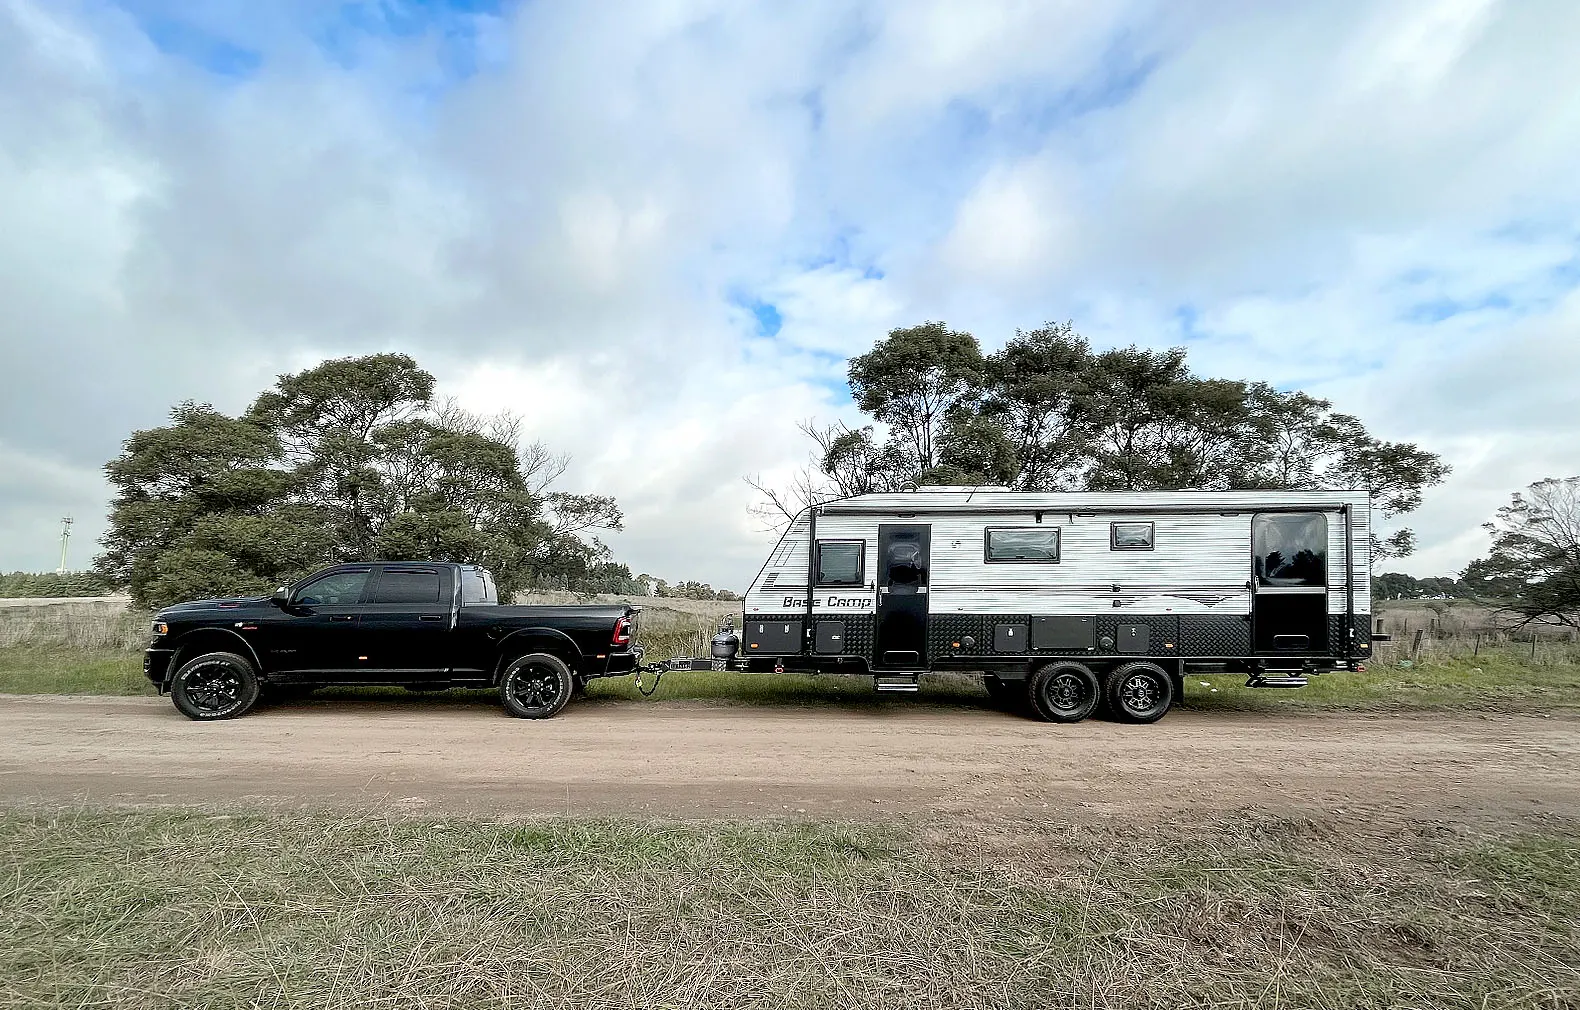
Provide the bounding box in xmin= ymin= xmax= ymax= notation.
xmin=1111 ymin=522 xmax=1154 ymax=550
xmin=815 ymin=541 xmax=865 ymax=586
xmin=1253 ymin=513 xmax=1328 ymax=587
xmin=985 ymin=527 xmax=1060 ymax=563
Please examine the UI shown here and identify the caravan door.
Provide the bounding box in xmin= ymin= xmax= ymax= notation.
xmin=875 ymin=524 xmax=930 ymax=668
xmin=1251 ymin=513 xmax=1330 ymax=653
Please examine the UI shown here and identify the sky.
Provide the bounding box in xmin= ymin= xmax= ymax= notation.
xmin=1 ymin=0 xmax=1577 ymax=591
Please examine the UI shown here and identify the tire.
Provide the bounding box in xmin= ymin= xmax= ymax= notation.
xmin=1025 ymin=661 xmax=1101 ymax=723
xmin=498 ymin=653 xmax=575 ymax=719
xmin=1106 ymin=662 xmax=1175 ymax=724
xmin=170 ymin=651 xmax=261 ymax=721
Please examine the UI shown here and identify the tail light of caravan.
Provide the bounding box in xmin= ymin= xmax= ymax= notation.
xmin=611 ymin=616 xmax=633 ymax=647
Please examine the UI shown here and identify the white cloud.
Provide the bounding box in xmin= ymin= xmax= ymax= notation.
xmin=1 ymin=0 xmax=1577 ymax=591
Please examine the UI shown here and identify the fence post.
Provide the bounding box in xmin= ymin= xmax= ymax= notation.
xmin=1531 ymin=635 xmax=1538 ymax=661
xmin=1473 ymin=633 xmax=1481 ymax=657
xmin=1410 ymin=629 xmax=1423 ymax=659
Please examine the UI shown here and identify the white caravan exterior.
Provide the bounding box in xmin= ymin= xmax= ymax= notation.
xmin=733 ymin=489 xmax=1375 ymax=722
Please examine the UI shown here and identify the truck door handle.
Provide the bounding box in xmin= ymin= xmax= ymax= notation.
xmin=330 ymin=615 xmax=355 ymax=622
xmin=419 ymin=615 xmax=443 ymax=622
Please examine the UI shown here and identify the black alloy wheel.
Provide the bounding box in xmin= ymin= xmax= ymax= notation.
xmin=1026 ymin=661 xmax=1101 ymax=723
xmin=499 ymin=653 xmax=574 ymax=719
xmin=170 ymin=651 xmax=261 ymax=721
xmin=1107 ymin=662 xmax=1175 ymax=724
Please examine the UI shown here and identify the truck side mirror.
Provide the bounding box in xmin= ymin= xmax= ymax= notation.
xmin=271 ymin=587 xmax=289 ymax=607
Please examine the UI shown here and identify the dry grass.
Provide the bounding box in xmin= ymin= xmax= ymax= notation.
xmin=0 ymin=601 xmax=149 ymax=652
xmin=0 ymin=808 xmax=1575 ymax=1009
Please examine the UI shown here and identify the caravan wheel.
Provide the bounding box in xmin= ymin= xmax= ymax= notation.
xmin=1026 ymin=662 xmax=1100 ymax=723
xmin=1107 ymin=662 xmax=1174 ymax=724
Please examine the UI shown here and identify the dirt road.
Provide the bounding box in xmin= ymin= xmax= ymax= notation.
xmin=3 ymin=693 xmax=1578 ymax=824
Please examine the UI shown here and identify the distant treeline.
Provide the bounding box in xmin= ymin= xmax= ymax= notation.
xmin=0 ymin=571 xmax=114 ymax=598
xmin=640 ymin=577 xmax=740 ymax=601
xmin=527 ymin=563 xmax=738 ymax=600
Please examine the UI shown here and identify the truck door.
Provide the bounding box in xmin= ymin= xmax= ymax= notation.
xmin=357 ymin=566 xmax=452 ymax=677
xmin=1251 ymin=512 xmax=1330 ymax=653
xmin=263 ymin=567 xmax=373 ymax=675
xmin=874 ymin=524 xmax=930 ymax=668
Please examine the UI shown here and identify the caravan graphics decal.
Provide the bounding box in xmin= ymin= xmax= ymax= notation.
xmin=781 ymin=595 xmax=873 ymax=611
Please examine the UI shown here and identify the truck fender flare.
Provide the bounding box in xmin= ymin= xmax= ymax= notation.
xmin=493 ymin=628 xmax=583 ymax=684
xmin=168 ymin=628 xmax=265 ymax=682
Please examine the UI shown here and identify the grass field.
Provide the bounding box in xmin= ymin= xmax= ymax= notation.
xmin=1 ymin=808 xmax=1575 ymax=1009
xmin=4 ymin=644 xmax=1578 ymax=718
xmin=3 ymin=594 xmax=1579 ymax=714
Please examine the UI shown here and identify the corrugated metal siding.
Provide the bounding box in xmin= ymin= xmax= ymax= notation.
xmin=745 ymin=490 xmax=1372 ymax=619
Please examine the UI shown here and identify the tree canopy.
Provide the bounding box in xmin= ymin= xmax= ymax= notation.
xmin=1462 ymin=477 xmax=1580 ymax=628
xmin=97 ymin=354 xmax=629 ymax=608
xmin=761 ymin=320 xmax=1448 ymax=557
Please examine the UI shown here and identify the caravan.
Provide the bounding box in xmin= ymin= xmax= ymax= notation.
xmin=719 ymin=488 xmax=1374 ymax=724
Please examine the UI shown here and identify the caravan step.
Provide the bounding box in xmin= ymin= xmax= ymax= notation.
xmin=874 ymin=674 xmax=921 ymax=693
xmin=1246 ymin=675 xmax=1308 ymax=689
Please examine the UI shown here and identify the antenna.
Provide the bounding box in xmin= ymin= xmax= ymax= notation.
xmin=57 ymin=517 xmax=73 ymax=574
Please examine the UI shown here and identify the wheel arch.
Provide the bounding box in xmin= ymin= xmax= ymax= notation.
xmin=492 ymin=628 xmax=583 ymax=684
xmin=167 ymin=629 xmax=262 ymax=684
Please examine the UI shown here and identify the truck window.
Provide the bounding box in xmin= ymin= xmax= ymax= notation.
xmin=985 ymin=527 xmax=1060 ymax=562
xmin=461 ymin=569 xmax=490 ymax=604
xmin=293 ymin=569 xmax=371 ymax=605
xmin=370 ymin=569 xmax=443 ymax=604
xmin=815 ymin=541 xmax=864 ymax=586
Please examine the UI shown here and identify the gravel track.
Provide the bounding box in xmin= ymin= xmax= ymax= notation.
xmin=2 ymin=694 xmax=1577 ymax=824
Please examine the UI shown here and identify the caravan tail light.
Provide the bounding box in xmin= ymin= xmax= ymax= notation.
xmin=611 ymin=616 xmax=633 ymax=647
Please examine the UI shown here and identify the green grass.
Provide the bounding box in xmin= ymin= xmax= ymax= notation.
xmin=0 ymin=647 xmax=150 ymax=696
xmin=586 ymin=667 xmax=986 ymax=706
xmin=1181 ymin=648 xmax=1580 ymax=714
xmin=5 ymin=644 xmax=1579 ymax=717
xmin=0 ymin=808 xmax=1576 ymax=1008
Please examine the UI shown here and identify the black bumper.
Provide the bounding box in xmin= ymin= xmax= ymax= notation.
xmin=144 ymin=648 xmax=175 ymax=688
xmin=589 ymin=648 xmax=641 ymax=679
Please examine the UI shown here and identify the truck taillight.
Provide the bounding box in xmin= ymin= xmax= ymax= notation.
xmin=611 ymin=616 xmax=633 ymax=646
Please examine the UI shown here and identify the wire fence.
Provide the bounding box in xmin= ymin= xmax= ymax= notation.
xmin=3 ymin=597 xmax=1576 ymax=668
xmin=1371 ymin=607 xmax=1580 ymax=666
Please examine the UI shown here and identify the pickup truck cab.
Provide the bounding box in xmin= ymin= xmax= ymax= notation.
xmin=144 ymin=562 xmax=641 ymax=721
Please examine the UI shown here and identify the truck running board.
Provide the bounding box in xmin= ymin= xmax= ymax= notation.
xmin=874 ymin=673 xmax=921 ymax=693
xmin=1246 ymin=674 xmax=1308 ymax=689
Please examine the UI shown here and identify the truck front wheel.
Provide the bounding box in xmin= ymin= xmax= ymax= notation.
xmin=170 ymin=651 xmax=261 ymax=721
xmin=499 ymin=653 xmax=574 ymax=719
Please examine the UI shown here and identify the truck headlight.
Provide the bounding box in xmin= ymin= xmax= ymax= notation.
xmin=151 ymin=620 xmax=168 ymax=637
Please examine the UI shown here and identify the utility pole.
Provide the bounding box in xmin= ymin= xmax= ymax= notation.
xmin=57 ymin=517 xmax=73 ymax=574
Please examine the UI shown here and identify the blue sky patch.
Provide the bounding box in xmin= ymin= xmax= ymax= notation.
xmin=730 ymin=292 xmax=783 ymax=337
xmin=131 ymin=12 xmax=262 ymax=78
xmin=312 ymin=0 xmax=510 ymax=81
xmin=1404 ymin=292 xmax=1513 ymax=324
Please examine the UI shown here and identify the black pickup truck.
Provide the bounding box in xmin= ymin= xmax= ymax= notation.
xmin=143 ymin=562 xmax=641 ymax=721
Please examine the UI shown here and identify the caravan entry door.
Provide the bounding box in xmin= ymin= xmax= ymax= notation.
xmin=875 ymin=524 xmax=931 ymax=668
xmin=1251 ymin=512 xmax=1330 ymax=653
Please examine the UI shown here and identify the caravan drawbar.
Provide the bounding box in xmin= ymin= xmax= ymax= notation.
xmin=698 ymin=488 xmax=1375 ymax=725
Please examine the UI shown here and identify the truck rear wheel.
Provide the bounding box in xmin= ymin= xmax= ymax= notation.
xmin=1107 ymin=662 xmax=1174 ymax=723
xmin=1026 ymin=661 xmax=1100 ymax=723
xmin=499 ymin=653 xmax=574 ymax=719
xmin=170 ymin=651 xmax=261 ymax=721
